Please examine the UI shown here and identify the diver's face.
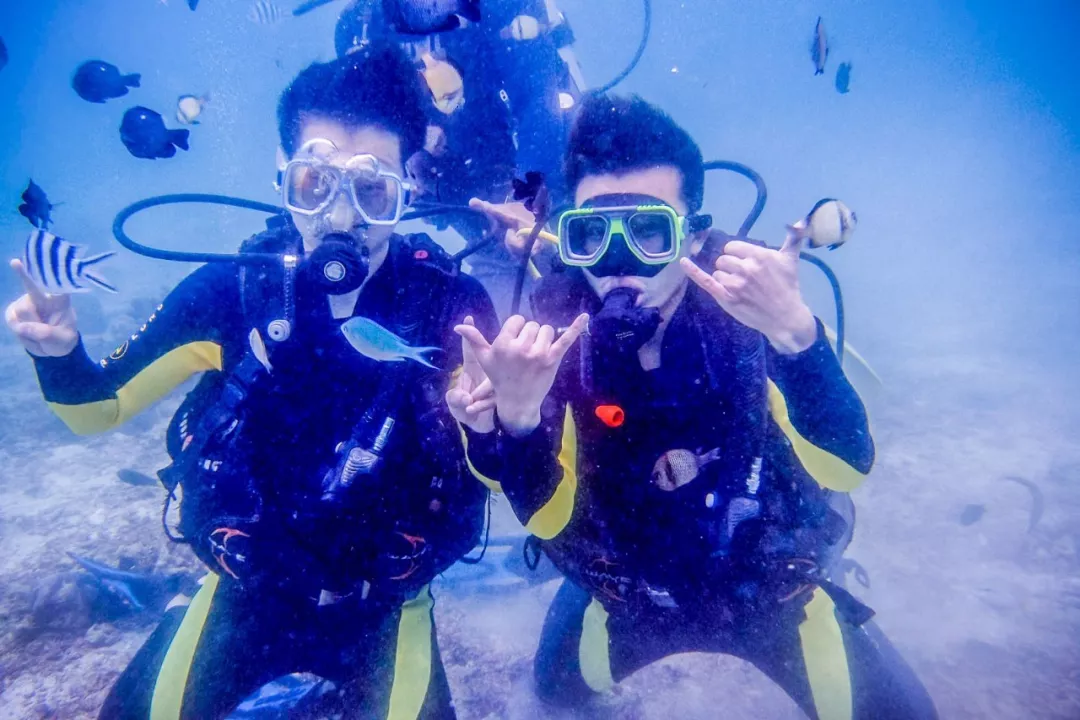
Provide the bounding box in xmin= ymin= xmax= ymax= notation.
xmin=576 ymin=165 xmax=696 ymax=309
xmin=288 ymin=117 xmax=404 ymax=275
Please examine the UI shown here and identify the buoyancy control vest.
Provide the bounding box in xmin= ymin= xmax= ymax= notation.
xmin=159 ymin=219 xmax=465 ymax=599
xmin=527 ymin=265 xmax=850 ymax=611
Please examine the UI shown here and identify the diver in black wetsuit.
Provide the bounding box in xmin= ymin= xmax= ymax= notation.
xmin=452 ymin=94 xmax=939 ymax=719
xmin=335 ymin=0 xmax=585 ymax=318
xmin=5 ymin=46 xmax=497 ymax=720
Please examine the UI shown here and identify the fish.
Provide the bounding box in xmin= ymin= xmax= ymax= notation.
xmin=788 ymin=198 xmax=857 ymax=250
xmin=340 ymin=316 xmax=441 ymax=368
xmin=176 ymin=93 xmax=210 ymax=124
xmin=18 ymin=179 xmax=56 ymax=229
xmin=120 ymin=106 xmax=190 ymax=160
xmin=959 ymin=503 xmax=986 ymax=526
xmin=382 ymin=0 xmax=481 ymax=35
xmin=228 ymin=673 xmax=337 ymax=718
xmin=810 ymin=16 xmax=828 ymax=76
xmin=117 ymin=468 xmax=159 ymax=487
xmin=651 ymin=448 xmax=721 ymax=491
xmin=1001 ymin=476 xmax=1044 ymax=533
xmin=23 ymin=230 xmax=117 ymax=294
xmin=292 ymin=0 xmax=339 ymax=15
xmin=249 ymin=0 xmax=286 ymax=24
xmin=249 ymin=328 xmax=273 ymax=372
xmin=500 ymin=14 xmax=544 ymax=41
xmin=67 ymin=553 xmax=186 ymax=614
xmin=420 ymin=53 xmax=464 ymax=114
xmin=835 ymin=61 xmax=852 ymax=94
xmin=0 ymin=37 xmax=7 ymax=73
xmin=188 ymin=0 xmax=200 ymax=8
xmin=71 ymin=60 xmax=141 ymax=103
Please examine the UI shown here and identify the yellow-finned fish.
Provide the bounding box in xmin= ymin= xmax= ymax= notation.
xmin=176 ymin=94 xmax=210 ymax=125
xmin=789 ymin=198 xmax=857 ymax=250
xmin=420 ymin=52 xmax=464 ymax=115
xmin=651 ymin=448 xmax=721 ymax=492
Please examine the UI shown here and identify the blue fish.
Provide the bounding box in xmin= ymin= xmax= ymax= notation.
xmin=340 ymin=316 xmax=440 ymax=368
xmin=72 ymin=60 xmax=140 ymax=103
xmin=23 ymin=229 xmax=117 ymax=294
xmin=18 ymin=179 xmax=55 ymax=229
xmin=835 ymin=61 xmax=852 ymax=94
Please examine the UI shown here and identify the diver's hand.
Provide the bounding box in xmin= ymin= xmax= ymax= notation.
xmin=680 ymin=230 xmax=816 ymax=354
xmin=5 ymin=259 xmax=79 ymax=357
xmin=468 ymin=199 xmax=546 ymax=259
xmin=455 ymin=313 xmax=589 ymax=437
xmin=446 ymin=316 xmax=496 ymax=433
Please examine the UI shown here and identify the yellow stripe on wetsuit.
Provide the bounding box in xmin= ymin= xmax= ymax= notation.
xmin=47 ymin=341 xmax=223 ymax=436
xmin=523 ymin=405 xmax=578 ymax=540
xmin=577 ymin=588 xmax=854 ymax=720
xmin=767 ymin=380 xmax=869 ymax=492
xmin=150 ymin=579 xmax=438 ymax=720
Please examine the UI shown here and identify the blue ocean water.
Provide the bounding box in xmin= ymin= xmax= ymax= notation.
xmin=1 ymin=1 xmax=1078 ymax=718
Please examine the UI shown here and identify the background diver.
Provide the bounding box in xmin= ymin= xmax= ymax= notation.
xmin=5 ymin=45 xmax=498 ymax=719
xmin=451 ymin=92 xmax=940 ymax=720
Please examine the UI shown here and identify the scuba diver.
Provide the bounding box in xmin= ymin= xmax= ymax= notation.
xmin=5 ymin=46 xmax=498 ymax=719
xmin=334 ymin=0 xmax=585 ymax=319
xmin=450 ymin=94 xmax=940 ymax=719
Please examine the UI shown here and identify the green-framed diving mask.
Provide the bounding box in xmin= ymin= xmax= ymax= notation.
xmin=279 ymin=138 xmax=413 ymax=226
xmin=557 ymin=195 xmax=712 ymax=277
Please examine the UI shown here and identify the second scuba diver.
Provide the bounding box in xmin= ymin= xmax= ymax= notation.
xmin=452 ymin=93 xmax=940 ymax=719
xmin=5 ymin=45 xmax=497 ymax=719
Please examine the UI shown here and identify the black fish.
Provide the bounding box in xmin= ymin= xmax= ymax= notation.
xmin=959 ymin=503 xmax=986 ymax=526
xmin=120 ymin=106 xmax=190 ymax=160
xmin=0 ymin=37 xmax=8 ymax=73
xmin=72 ymin=60 xmax=140 ymax=104
xmin=835 ymin=61 xmax=852 ymax=94
xmin=18 ymin=179 xmax=55 ymax=229
xmin=117 ymin=468 xmax=159 ymax=487
xmin=383 ymin=0 xmax=480 ymax=35
xmin=67 ymin=553 xmax=186 ymax=614
xmin=512 ymin=171 xmax=546 ymax=214
xmin=188 ymin=0 xmax=200 ymax=9
xmin=1002 ymin=476 xmax=1044 ymax=533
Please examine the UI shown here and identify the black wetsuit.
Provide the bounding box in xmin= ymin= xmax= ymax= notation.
xmin=466 ymin=269 xmax=939 ymax=719
xmin=32 ymin=228 xmax=498 ymax=719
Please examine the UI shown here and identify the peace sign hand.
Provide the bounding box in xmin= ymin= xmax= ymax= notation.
xmin=446 ymin=316 xmax=497 ymax=433
xmin=4 ymin=259 xmax=79 ymax=357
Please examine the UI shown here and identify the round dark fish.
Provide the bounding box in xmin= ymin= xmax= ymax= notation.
xmin=836 ymin=61 xmax=852 ymax=94
xmin=188 ymin=0 xmax=200 ymax=9
xmin=72 ymin=60 xmax=141 ymax=103
xmin=383 ymin=0 xmax=481 ymax=35
xmin=120 ymin=106 xmax=191 ymax=160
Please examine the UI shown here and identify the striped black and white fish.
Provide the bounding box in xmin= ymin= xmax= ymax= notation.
xmin=249 ymin=0 xmax=285 ymax=24
xmin=23 ymin=229 xmax=117 ymax=294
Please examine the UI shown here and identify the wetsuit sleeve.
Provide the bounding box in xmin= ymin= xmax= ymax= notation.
xmin=491 ymin=393 xmax=578 ymax=540
xmin=31 ymin=264 xmax=236 ymax=435
xmin=766 ymin=318 xmax=874 ymax=491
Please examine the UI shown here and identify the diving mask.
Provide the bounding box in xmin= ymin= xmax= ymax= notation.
xmin=558 ymin=195 xmax=712 ymax=275
xmin=280 ymin=139 xmax=412 ymax=226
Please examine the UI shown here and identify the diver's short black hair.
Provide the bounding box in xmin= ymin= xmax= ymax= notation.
xmin=565 ymin=94 xmax=705 ymax=214
xmin=277 ymin=44 xmax=427 ymax=162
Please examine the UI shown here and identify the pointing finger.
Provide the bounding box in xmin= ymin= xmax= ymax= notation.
xmin=549 ymin=313 xmax=589 ymax=359
xmin=11 ymin=259 xmax=49 ymax=310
